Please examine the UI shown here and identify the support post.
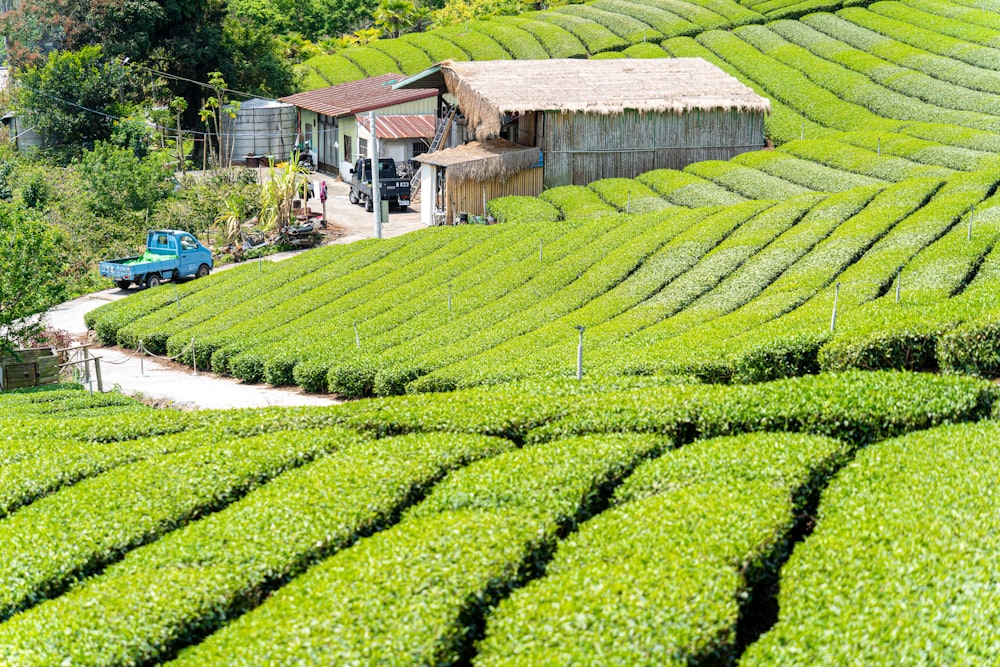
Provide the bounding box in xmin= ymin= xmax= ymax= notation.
xmin=139 ymin=340 xmax=147 ymax=378
xmin=354 ymin=321 xmax=360 ymax=348
xmin=192 ymin=338 xmax=198 ymax=376
xmin=448 ymin=283 xmax=453 ymax=312
xmin=539 ymin=238 xmax=543 ymax=262
xmin=830 ymin=283 xmax=840 ymax=333
xmin=895 ymin=268 xmax=901 ymax=304
xmin=370 ymin=111 xmax=382 ymax=239
xmin=94 ymin=357 xmax=104 ymax=393
xmin=575 ymin=325 xmax=585 ymax=381
xmin=877 ymin=137 xmax=881 ymax=157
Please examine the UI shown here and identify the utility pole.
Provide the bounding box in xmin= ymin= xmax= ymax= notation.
xmin=370 ymin=111 xmax=382 ymax=239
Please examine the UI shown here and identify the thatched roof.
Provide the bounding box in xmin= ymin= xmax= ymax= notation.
xmin=398 ymin=58 xmax=770 ymax=141
xmin=415 ymin=139 xmax=540 ymax=183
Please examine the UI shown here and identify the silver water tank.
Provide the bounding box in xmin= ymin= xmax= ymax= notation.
xmin=221 ymin=99 xmax=297 ymax=165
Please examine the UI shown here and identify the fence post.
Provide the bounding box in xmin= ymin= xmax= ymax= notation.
xmin=539 ymin=238 xmax=543 ymax=262
xmin=139 ymin=340 xmax=147 ymax=378
xmin=94 ymin=357 xmax=104 ymax=393
xmin=192 ymin=338 xmax=198 ymax=376
xmin=895 ymin=268 xmax=901 ymax=304
xmin=354 ymin=322 xmax=360 ymax=348
xmin=830 ymin=283 xmax=840 ymax=333
xmin=575 ymin=325 xmax=585 ymax=381
xmin=448 ymin=283 xmax=453 ymax=312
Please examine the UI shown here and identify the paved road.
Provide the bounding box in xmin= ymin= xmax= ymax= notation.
xmin=41 ymin=170 xmax=434 ymax=409
xmin=45 ymin=287 xmax=340 ymax=410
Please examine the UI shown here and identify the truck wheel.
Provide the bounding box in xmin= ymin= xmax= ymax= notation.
xmin=145 ymin=274 xmax=162 ymax=289
xmin=364 ymin=196 xmax=373 ymax=212
xmin=349 ymin=189 xmax=359 ymax=205
xmin=115 ymin=280 xmax=131 ymax=290
xmin=196 ymin=264 xmax=210 ymax=279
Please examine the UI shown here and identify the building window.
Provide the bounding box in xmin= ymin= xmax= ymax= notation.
xmin=412 ymin=141 xmax=428 ymax=158
xmin=343 ymin=135 xmax=352 ymax=163
xmin=359 ymin=138 xmax=368 ymax=158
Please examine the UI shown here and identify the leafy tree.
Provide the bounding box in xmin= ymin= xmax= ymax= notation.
xmin=375 ymin=0 xmax=419 ymax=38
xmin=0 ymin=202 xmax=66 ymax=359
xmin=14 ymin=45 xmax=135 ymax=150
xmin=432 ymin=0 xmax=527 ymax=26
xmin=77 ymin=141 xmax=172 ymax=219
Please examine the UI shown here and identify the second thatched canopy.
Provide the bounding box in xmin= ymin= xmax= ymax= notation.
xmin=395 ymin=58 xmax=771 ymax=141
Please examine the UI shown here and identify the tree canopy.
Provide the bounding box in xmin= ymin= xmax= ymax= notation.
xmin=0 ymin=202 xmax=66 ymax=358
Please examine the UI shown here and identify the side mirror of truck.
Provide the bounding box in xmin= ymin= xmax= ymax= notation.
xmin=349 ymin=168 xmax=355 ymax=175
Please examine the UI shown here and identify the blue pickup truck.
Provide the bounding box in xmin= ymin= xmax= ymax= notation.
xmin=100 ymin=230 xmax=214 ymax=290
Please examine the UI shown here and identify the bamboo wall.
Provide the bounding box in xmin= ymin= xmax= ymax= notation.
xmin=445 ymin=167 xmax=544 ymax=224
xmin=539 ymin=109 xmax=765 ymax=188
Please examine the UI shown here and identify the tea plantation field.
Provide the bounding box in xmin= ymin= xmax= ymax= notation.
xmin=26 ymin=0 xmax=1000 ymax=663
xmin=1 ymin=373 xmax=999 ymax=664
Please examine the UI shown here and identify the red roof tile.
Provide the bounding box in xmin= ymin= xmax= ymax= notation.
xmin=280 ymin=74 xmax=436 ymax=118
xmin=357 ymin=114 xmax=435 ymax=139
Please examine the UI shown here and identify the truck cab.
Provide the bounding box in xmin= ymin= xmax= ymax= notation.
xmin=348 ymin=157 xmax=411 ymax=211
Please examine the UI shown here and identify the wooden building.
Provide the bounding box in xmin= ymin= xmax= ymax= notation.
xmin=396 ymin=58 xmax=771 ymax=209
xmin=280 ymin=74 xmax=437 ymax=177
xmin=415 ymin=139 xmax=542 ymax=225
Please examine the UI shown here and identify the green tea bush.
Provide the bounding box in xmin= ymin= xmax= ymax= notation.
xmin=553 ymin=4 xmax=662 ymax=43
xmin=300 ymin=54 xmax=365 ymax=86
xmin=398 ymin=31 xmax=471 ymax=61
xmin=168 ymin=434 xmax=667 ymax=665
xmin=476 ymin=432 xmax=850 ymax=665
xmin=685 ymin=159 xmax=813 ymax=200
xmin=0 ymin=433 xmax=510 ymax=666
xmin=742 ymin=421 xmax=1000 ymax=665
xmin=504 ymin=16 xmax=588 ymax=58
xmin=588 ymin=177 xmax=673 ymax=213
xmin=732 ymin=149 xmax=883 ymax=191
xmin=469 ymin=19 xmax=549 ymax=59
xmin=534 ymin=10 xmax=628 ymax=52
xmin=433 ymin=25 xmax=512 ymax=60
xmin=366 ymin=38 xmax=434 ymax=74
xmin=591 ymin=0 xmax=697 ymax=38
xmin=0 ymin=427 xmax=362 ymax=621
xmin=540 ymin=185 xmax=618 ymax=218
xmin=638 ymin=167 xmax=749 ymax=207
xmin=486 ymin=195 xmax=561 ymax=223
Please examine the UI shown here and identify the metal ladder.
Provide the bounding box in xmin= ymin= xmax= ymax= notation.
xmin=411 ymin=104 xmax=458 ymax=200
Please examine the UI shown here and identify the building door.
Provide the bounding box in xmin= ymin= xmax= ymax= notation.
xmin=319 ymin=115 xmax=338 ymax=175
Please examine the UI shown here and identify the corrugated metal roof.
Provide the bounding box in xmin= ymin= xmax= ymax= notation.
xmin=357 ymin=114 xmax=435 ymax=139
xmin=280 ymin=74 xmax=437 ymax=118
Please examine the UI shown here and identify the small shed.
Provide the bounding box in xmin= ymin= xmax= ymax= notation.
xmin=395 ymin=58 xmax=771 ymax=188
xmin=414 ymin=139 xmax=541 ymax=225
xmin=356 ymin=114 xmax=435 ymax=166
xmin=0 ymin=348 xmax=59 ymax=391
xmin=280 ymin=74 xmax=437 ymax=177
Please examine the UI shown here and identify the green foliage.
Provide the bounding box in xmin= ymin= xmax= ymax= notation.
xmin=539 ymin=185 xmax=618 ymax=218
xmin=553 ymin=3 xmax=662 ymax=43
xmin=14 ymin=45 xmax=132 ymax=151
xmin=534 ymin=10 xmax=627 ymax=53
xmin=0 ymin=203 xmax=66 ymax=358
xmin=742 ymin=421 xmax=1000 ymax=664
xmin=477 ymin=432 xmax=850 ymax=665
xmin=638 ymin=168 xmax=749 ymax=208
xmin=504 ymin=16 xmax=588 ymax=58
xmin=468 ymin=19 xmax=549 ymax=59
xmin=77 ymin=141 xmax=172 ymax=219
xmin=169 ymin=434 xmax=667 ymax=664
xmin=684 ymin=159 xmax=812 ymax=200
xmin=486 ymin=195 xmax=562 ymax=223
xmin=0 ymin=426 xmax=361 ymax=622
xmin=0 ymin=432 xmax=510 ymax=666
